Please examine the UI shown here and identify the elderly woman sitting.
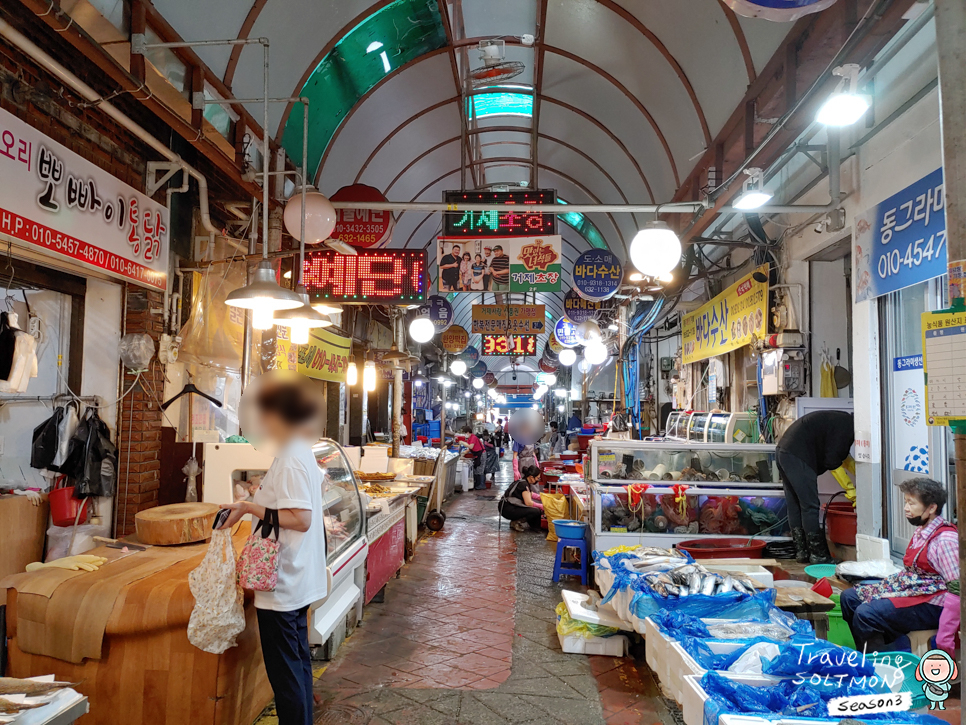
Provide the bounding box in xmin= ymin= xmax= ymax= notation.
xmin=841 ymin=477 xmax=958 ymax=653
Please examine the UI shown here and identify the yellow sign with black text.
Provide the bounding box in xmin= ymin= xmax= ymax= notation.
xmin=682 ymin=264 xmax=769 ymax=365
xmin=276 ymin=327 xmax=351 ymax=383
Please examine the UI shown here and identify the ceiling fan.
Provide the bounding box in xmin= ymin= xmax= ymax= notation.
xmin=469 ymin=40 xmax=525 ymax=88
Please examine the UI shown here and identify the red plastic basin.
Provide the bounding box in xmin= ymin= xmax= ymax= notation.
xmin=676 ymin=537 xmax=767 ymax=559
xmin=826 ymin=501 xmax=857 ymax=546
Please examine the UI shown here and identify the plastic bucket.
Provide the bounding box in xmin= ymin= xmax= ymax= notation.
xmin=826 ymin=593 xmax=856 ymax=649
xmin=416 ymin=495 xmax=429 ymax=524
xmin=676 ymin=537 xmax=767 ymax=559
xmin=49 ymin=485 xmax=89 ymax=527
xmin=826 ymin=501 xmax=857 ymax=545
xmin=553 ymin=520 xmax=588 ymax=539
xmin=870 ymin=651 xmax=927 ymax=710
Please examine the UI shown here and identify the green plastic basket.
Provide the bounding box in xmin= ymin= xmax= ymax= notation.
xmin=870 ymin=651 xmax=927 ymax=711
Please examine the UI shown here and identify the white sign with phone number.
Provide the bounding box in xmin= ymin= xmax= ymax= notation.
xmin=0 ymin=107 xmax=168 ymax=290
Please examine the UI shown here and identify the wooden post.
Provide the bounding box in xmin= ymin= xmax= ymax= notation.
xmin=935 ymin=0 xmax=966 ymax=675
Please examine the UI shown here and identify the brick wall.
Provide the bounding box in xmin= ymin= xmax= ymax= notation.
xmin=116 ymin=288 xmax=165 ymax=536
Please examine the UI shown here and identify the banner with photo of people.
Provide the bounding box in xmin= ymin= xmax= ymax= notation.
xmin=437 ymin=236 xmax=562 ymax=293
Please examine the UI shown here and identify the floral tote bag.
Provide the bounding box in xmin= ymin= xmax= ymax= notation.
xmin=236 ymin=508 xmax=281 ymax=591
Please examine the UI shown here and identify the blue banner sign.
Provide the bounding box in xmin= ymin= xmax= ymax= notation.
xmin=893 ymin=354 xmax=923 ymax=372
xmin=854 ymin=168 xmax=945 ymax=302
xmin=553 ymin=317 xmax=580 ymax=348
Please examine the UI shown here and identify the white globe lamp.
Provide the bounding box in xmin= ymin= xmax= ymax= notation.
xmin=472 ymin=377 xmax=485 ymax=389
xmin=585 ymin=340 xmax=609 ymax=365
xmin=409 ymin=316 xmax=435 ymax=343
xmin=283 ymin=189 xmax=337 ymax=244
xmin=630 ymin=221 xmax=682 ymax=277
xmin=558 ymin=348 xmax=577 ymax=366
xmin=450 ymin=359 xmax=467 ymax=376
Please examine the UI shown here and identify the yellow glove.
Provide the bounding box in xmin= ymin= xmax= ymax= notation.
xmin=830 ymin=458 xmax=856 ymax=504
xmin=26 ymin=555 xmax=108 ymax=573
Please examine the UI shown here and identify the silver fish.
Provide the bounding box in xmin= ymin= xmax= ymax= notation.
xmin=719 ymin=575 xmax=734 ymax=594
xmin=666 ymin=584 xmax=682 ymax=597
xmin=700 ymin=574 xmax=718 ymax=596
xmin=689 ymin=572 xmax=703 ymax=596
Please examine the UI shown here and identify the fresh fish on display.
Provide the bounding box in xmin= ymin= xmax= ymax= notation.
xmin=648 ymin=578 xmax=669 ymax=597
xmin=689 ymin=572 xmax=703 ymax=596
xmin=731 ymin=578 xmax=751 ymax=595
xmin=719 ymin=575 xmax=734 ymax=594
xmin=666 ymin=584 xmax=682 ymax=596
xmin=700 ymin=574 xmax=719 ymax=596
xmin=0 ymin=678 xmax=75 ymax=696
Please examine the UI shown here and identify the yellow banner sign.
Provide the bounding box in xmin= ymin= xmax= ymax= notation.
xmin=276 ymin=327 xmax=351 ymax=382
xmin=471 ymin=304 xmax=546 ymax=334
xmin=682 ymin=264 xmax=769 ymax=365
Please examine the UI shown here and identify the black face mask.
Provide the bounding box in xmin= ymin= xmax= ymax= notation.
xmin=906 ymin=515 xmax=926 ymax=526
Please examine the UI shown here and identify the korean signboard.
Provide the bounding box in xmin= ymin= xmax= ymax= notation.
xmin=563 ymin=288 xmax=602 ymax=324
xmin=682 ymin=264 xmax=769 ymax=365
xmin=276 ymin=326 xmax=351 ymax=383
xmin=471 ymin=304 xmax=546 ymax=334
xmin=553 ymin=317 xmax=580 ymax=348
xmin=440 ymin=325 xmax=469 ymax=353
xmin=418 ymin=295 xmax=453 ymax=333
xmin=573 ymin=250 xmax=622 ymax=301
xmin=891 ymin=355 xmax=929 ymax=472
xmin=329 ymin=184 xmax=393 ymax=248
xmin=854 ymin=168 xmax=945 ymax=302
xmin=442 ymin=190 xmax=556 ymax=237
xmin=0 ymin=107 xmax=169 ymax=290
xmin=437 ymin=236 xmax=561 ymax=293
xmin=482 ymin=334 xmax=538 ymax=356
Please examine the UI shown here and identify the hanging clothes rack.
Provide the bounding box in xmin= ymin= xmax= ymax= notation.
xmin=0 ymin=394 xmax=101 ymax=405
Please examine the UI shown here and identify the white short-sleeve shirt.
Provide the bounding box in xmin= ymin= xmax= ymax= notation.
xmin=251 ymin=438 xmax=327 ymax=611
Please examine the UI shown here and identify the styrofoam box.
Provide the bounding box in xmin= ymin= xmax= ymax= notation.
xmin=703 ymin=564 xmax=774 ymax=588
xmin=644 ymin=617 xmax=674 ymax=684
xmin=680 ymin=663 xmax=903 ymax=725
xmin=558 ymin=631 xmax=628 ymax=656
xmin=669 ymin=639 xmax=781 ymax=704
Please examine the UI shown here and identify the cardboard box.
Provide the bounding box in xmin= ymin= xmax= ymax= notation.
xmin=0 ymin=494 xmax=48 ymax=580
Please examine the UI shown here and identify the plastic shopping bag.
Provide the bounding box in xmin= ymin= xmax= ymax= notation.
xmin=555 ymin=603 xmax=619 ymax=639
xmin=187 ymin=528 xmax=245 ymax=654
xmin=543 ymin=493 xmax=569 ymax=542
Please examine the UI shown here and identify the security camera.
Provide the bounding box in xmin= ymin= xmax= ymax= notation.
xmin=512 ymin=373 xmax=517 ymax=381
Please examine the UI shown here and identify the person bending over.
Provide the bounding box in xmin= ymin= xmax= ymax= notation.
xmin=499 ymin=465 xmax=542 ymax=532
xmin=776 ymin=410 xmax=854 ymax=564
xmin=841 ymin=477 xmax=958 ymax=653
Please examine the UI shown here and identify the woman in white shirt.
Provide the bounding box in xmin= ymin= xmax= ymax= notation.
xmin=219 ymin=378 xmax=326 ymax=725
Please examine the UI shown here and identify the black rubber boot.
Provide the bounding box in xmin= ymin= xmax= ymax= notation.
xmin=791 ymin=527 xmax=809 ymax=564
xmin=806 ymin=530 xmax=838 ymax=565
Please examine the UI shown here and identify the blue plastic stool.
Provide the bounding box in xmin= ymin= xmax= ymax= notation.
xmin=552 ymin=537 xmax=589 ymax=584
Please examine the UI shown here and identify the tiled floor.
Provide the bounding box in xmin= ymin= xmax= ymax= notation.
xmin=256 ymin=458 xmax=678 ymax=725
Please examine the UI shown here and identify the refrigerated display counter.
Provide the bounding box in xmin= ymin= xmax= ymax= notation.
xmin=588 ymin=439 xmax=787 ymax=550
xmin=202 ymin=440 xmax=368 ymax=651
xmin=706 ymin=412 xmax=759 ymax=444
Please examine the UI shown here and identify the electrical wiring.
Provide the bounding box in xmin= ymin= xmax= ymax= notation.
xmin=56 ymin=365 xmax=141 ymax=410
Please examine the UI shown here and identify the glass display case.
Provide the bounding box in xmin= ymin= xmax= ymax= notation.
xmin=687 ymin=412 xmax=712 ymax=442
xmin=588 ymin=439 xmax=787 ymax=548
xmin=665 ymin=411 xmax=692 ymax=440
xmin=707 ymin=412 xmax=759 ymax=445
xmin=312 ymin=440 xmax=365 ymax=565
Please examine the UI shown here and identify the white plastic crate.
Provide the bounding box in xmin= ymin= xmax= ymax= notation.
xmin=557 ymin=631 xmax=628 ymax=656
xmin=669 ymin=640 xmax=782 ymax=704
xmin=703 ymin=563 xmax=774 ymax=588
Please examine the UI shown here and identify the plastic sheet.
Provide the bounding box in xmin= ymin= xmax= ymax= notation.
xmin=555 ymin=602 xmax=619 ymax=640
xmin=700 ymin=671 xmax=945 ymax=725
xmin=630 ymin=585 xmax=778 ymax=621
xmin=118 ymin=333 xmax=155 ymax=371
xmin=652 ymin=610 xmax=713 ymax=638
xmin=680 ymin=635 xmax=778 ymax=672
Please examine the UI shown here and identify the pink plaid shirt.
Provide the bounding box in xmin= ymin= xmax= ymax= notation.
xmin=909 ymin=516 xmax=959 ymax=606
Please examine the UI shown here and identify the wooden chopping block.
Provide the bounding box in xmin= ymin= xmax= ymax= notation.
xmin=135 ymin=503 xmax=219 ymax=545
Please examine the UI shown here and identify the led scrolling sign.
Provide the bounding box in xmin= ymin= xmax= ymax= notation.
xmin=303 ymin=249 xmax=427 ymax=304
xmin=443 ymin=190 xmax=557 ymax=237
xmin=482 ymin=334 xmax=538 ymax=356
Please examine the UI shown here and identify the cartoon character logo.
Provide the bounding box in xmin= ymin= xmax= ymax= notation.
xmin=915 ymin=649 xmax=958 ymax=710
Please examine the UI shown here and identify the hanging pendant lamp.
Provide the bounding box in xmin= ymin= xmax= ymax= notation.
xmin=273 ymin=285 xmax=333 ymax=344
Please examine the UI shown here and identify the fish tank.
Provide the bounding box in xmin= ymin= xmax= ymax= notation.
xmin=588 ymin=439 xmax=787 ymax=547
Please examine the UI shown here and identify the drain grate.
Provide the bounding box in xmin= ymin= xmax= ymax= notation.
xmin=315 ymin=703 xmax=372 ymax=724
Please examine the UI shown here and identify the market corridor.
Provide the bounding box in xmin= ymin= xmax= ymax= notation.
xmin=270 ymin=460 xmax=675 ymax=725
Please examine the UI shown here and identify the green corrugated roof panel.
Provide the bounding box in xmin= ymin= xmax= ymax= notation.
xmin=282 ymin=0 xmax=447 ymax=178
